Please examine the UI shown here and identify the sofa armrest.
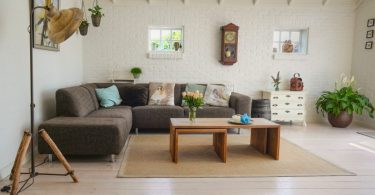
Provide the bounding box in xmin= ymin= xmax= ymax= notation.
xmin=229 ymin=92 xmax=251 ymax=115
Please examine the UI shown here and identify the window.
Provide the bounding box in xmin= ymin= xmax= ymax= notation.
xmin=273 ymin=29 xmax=308 ymax=54
xmin=149 ymin=26 xmax=184 ymax=52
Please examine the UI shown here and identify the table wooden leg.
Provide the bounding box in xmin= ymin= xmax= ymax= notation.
xmin=267 ymin=127 xmax=280 ymax=160
xmin=213 ymin=132 xmax=227 ymax=163
xmin=170 ymin=126 xmax=174 ymax=160
xmin=174 ymin=132 xmax=179 ymax=163
xmin=250 ymin=128 xmax=267 ymax=154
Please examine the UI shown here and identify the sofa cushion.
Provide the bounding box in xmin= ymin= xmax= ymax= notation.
xmin=56 ymin=86 xmax=97 ymax=117
xmin=95 ymin=85 xmax=122 ymax=108
xmin=148 ymin=82 xmax=175 ymax=106
xmin=38 ymin=117 xmax=130 ymax=155
xmin=87 ymin=106 xmax=132 ymax=119
xmin=81 ymin=83 xmax=100 ymax=110
xmin=204 ymin=84 xmax=232 ymax=107
xmin=133 ymin=106 xmax=184 ymax=129
xmin=120 ymin=85 xmax=148 ymax=107
xmin=183 ymin=106 xmax=235 ymax=118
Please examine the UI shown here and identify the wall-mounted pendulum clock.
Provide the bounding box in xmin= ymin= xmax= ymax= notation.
xmin=220 ymin=23 xmax=239 ymax=65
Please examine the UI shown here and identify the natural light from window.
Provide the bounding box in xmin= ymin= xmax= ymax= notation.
xmin=273 ymin=29 xmax=309 ymax=54
xmin=149 ymin=26 xmax=184 ymax=52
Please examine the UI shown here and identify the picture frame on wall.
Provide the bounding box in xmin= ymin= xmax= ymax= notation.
xmin=365 ymin=41 xmax=373 ymax=50
xmin=367 ymin=30 xmax=374 ymax=38
xmin=368 ymin=18 xmax=375 ymax=27
xmin=33 ymin=0 xmax=60 ymax=51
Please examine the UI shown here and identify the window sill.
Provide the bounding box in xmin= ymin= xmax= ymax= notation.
xmin=148 ymin=51 xmax=183 ymax=59
xmin=272 ymin=53 xmax=308 ymax=60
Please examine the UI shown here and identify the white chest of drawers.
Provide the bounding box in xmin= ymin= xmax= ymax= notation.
xmin=262 ymin=91 xmax=306 ymax=126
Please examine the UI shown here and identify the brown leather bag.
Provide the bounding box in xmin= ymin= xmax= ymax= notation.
xmin=290 ymin=73 xmax=304 ymax=91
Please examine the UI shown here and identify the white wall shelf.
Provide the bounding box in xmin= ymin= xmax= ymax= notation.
xmin=148 ymin=51 xmax=183 ymax=59
xmin=272 ymin=53 xmax=308 ymax=61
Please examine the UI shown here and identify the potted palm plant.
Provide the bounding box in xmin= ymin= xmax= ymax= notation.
xmin=130 ymin=67 xmax=142 ymax=79
xmin=79 ymin=20 xmax=89 ymax=36
xmin=88 ymin=0 xmax=104 ymax=27
xmin=316 ymin=74 xmax=374 ymax=128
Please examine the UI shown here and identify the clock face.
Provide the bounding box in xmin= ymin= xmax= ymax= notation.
xmin=224 ymin=31 xmax=236 ymax=44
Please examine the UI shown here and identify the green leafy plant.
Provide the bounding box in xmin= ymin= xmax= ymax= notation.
xmin=88 ymin=5 xmax=104 ymax=17
xmin=316 ymin=75 xmax=374 ymax=118
xmin=80 ymin=20 xmax=89 ymax=27
xmin=130 ymin=67 xmax=142 ymax=75
xmin=271 ymin=71 xmax=281 ymax=91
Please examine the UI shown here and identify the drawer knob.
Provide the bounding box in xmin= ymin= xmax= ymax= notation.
xmin=286 ymin=95 xmax=291 ymax=98
xmin=298 ymin=97 xmax=303 ymax=99
xmin=285 ymin=110 xmax=290 ymax=113
xmin=273 ymin=97 xmax=279 ymax=99
xmin=272 ymin=113 xmax=278 ymax=115
xmin=298 ymin=113 xmax=303 ymax=115
xmin=272 ymin=104 xmax=278 ymax=107
xmin=297 ymin=104 xmax=303 ymax=106
xmin=285 ymin=102 xmax=290 ymax=105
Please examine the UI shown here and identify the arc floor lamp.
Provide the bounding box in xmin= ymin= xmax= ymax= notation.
xmin=3 ymin=1 xmax=83 ymax=194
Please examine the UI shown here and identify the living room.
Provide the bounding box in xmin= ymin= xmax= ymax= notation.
xmin=1 ymin=0 xmax=375 ymax=194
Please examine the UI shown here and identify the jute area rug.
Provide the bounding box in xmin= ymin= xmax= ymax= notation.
xmin=118 ymin=135 xmax=354 ymax=178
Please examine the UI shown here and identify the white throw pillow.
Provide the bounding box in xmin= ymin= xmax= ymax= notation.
xmin=148 ymin=82 xmax=175 ymax=106
xmin=203 ymin=84 xmax=231 ymax=107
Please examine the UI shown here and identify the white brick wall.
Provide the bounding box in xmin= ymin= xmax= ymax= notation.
xmin=352 ymin=0 xmax=375 ymax=128
xmin=83 ymin=0 xmax=356 ymax=122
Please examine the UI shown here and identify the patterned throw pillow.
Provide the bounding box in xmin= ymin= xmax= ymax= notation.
xmin=148 ymin=82 xmax=175 ymax=106
xmin=203 ymin=84 xmax=231 ymax=107
xmin=181 ymin=84 xmax=207 ymax=106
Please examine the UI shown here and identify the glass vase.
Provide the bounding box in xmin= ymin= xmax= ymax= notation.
xmin=188 ymin=107 xmax=197 ymax=122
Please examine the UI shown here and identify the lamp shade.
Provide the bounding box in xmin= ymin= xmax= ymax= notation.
xmin=46 ymin=5 xmax=83 ymax=44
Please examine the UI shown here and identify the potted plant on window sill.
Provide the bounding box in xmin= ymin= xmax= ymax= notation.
xmin=88 ymin=1 xmax=104 ymax=27
xmin=130 ymin=67 xmax=142 ymax=79
xmin=316 ymin=74 xmax=374 ymax=128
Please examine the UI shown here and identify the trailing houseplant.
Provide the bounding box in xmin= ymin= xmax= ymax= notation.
xmin=316 ymin=74 xmax=374 ymax=128
xmin=130 ymin=67 xmax=142 ymax=79
xmin=88 ymin=0 xmax=104 ymax=27
xmin=79 ymin=20 xmax=89 ymax=36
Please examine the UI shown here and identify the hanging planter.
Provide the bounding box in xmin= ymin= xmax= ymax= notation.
xmin=79 ymin=0 xmax=89 ymax=36
xmin=79 ymin=20 xmax=89 ymax=36
xmin=89 ymin=0 xmax=104 ymax=27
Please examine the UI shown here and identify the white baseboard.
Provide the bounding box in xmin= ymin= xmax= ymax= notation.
xmin=0 ymin=147 xmax=34 ymax=180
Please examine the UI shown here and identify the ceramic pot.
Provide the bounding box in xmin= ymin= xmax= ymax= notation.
xmin=79 ymin=25 xmax=88 ymax=36
xmin=91 ymin=15 xmax=101 ymax=27
xmin=132 ymin=74 xmax=140 ymax=79
xmin=328 ymin=111 xmax=353 ymax=128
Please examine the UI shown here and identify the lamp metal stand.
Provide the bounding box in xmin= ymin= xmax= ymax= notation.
xmin=1 ymin=2 xmax=79 ymax=194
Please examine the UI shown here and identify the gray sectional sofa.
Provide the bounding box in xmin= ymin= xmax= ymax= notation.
xmin=38 ymin=83 xmax=251 ymax=156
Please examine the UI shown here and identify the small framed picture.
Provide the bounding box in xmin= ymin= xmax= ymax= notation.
xmin=367 ymin=30 xmax=374 ymax=38
xmin=365 ymin=41 xmax=373 ymax=49
xmin=368 ymin=18 xmax=375 ymax=27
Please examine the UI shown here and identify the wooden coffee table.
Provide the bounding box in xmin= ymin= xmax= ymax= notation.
xmin=170 ymin=118 xmax=281 ymax=163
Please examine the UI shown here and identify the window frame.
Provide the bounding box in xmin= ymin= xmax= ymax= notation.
xmin=273 ymin=28 xmax=309 ymax=55
xmin=148 ymin=26 xmax=184 ymax=53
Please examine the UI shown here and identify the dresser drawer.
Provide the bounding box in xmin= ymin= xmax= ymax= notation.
xmin=270 ymin=94 xmax=305 ymax=102
xmin=270 ymin=102 xmax=304 ymax=109
xmin=271 ymin=109 xmax=305 ymax=121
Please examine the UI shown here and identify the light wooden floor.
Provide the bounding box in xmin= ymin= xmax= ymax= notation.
xmin=2 ymin=123 xmax=375 ymax=195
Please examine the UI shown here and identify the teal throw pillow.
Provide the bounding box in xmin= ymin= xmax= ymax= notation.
xmin=95 ymin=85 xmax=122 ymax=108
xmin=182 ymin=84 xmax=207 ymax=106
